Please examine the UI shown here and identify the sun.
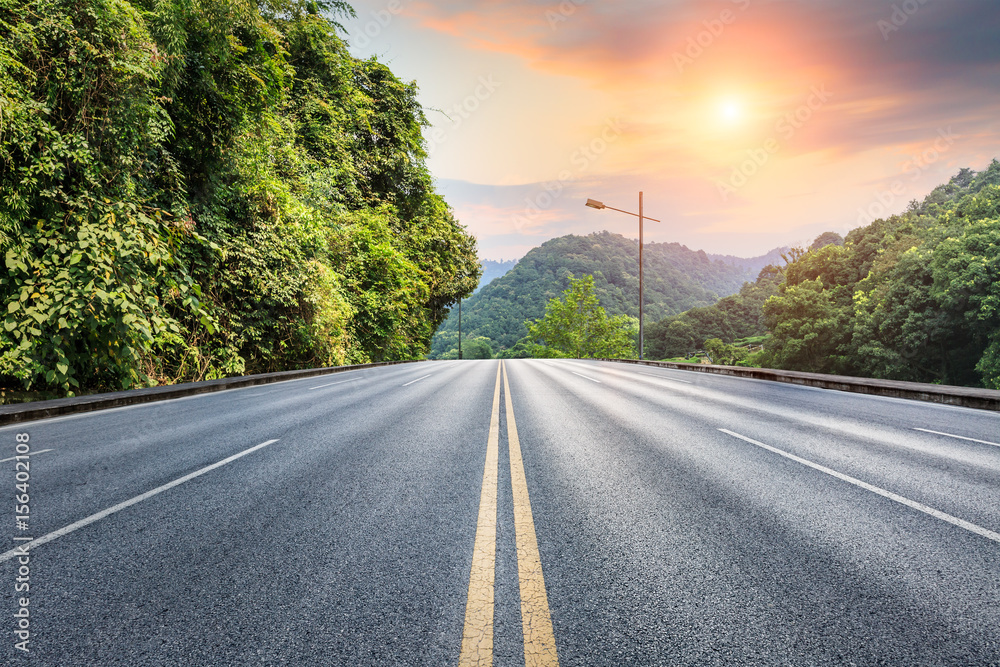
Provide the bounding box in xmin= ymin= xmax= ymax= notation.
xmin=719 ymin=99 xmax=743 ymax=125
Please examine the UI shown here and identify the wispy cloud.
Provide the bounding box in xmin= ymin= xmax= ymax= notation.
xmin=347 ymin=1 xmax=1000 ymax=259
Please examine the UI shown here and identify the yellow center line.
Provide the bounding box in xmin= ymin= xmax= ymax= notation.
xmin=459 ymin=361 xmax=502 ymax=666
xmin=503 ymin=360 xmax=560 ymax=667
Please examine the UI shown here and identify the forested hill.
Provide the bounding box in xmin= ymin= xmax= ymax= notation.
xmin=648 ymin=161 xmax=1000 ymax=390
xmin=0 ymin=0 xmax=479 ymax=398
xmin=431 ymin=231 xmax=782 ymax=354
xmin=758 ymin=161 xmax=1000 ymax=388
xmin=476 ymin=259 xmax=518 ymax=293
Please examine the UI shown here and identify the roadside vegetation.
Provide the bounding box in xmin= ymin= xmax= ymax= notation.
xmin=521 ymin=274 xmax=637 ymax=359
xmin=649 ymin=163 xmax=1000 ymax=389
xmin=436 ymin=163 xmax=1000 ymax=393
xmin=0 ymin=0 xmax=479 ymax=398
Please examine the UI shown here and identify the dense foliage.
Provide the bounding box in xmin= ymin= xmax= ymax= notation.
xmin=648 ymin=163 xmax=1000 ymax=389
xmin=0 ymin=0 xmax=479 ymax=395
xmin=524 ymin=274 xmax=636 ymax=359
xmin=430 ymin=231 xmax=782 ymax=357
xmin=645 ymin=264 xmax=784 ymax=360
xmin=475 ymin=259 xmax=516 ymax=293
xmin=435 ymin=334 xmax=493 ymax=360
xmin=760 ymin=162 xmax=1000 ymax=387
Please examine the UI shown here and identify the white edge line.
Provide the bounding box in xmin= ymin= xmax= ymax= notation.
xmin=0 ymin=365 xmax=399 ymax=431
xmin=570 ymin=371 xmax=601 ymax=384
xmin=637 ymin=372 xmax=692 ymax=384
xmin=402 ymin=374 xmax=433 ymax=387
xmin=718 ymin=428 xmax=1000 ymax=544
xmin=0 ymin=439 xmax=279 ymax=563
xmin=0 ymin=448 xmax=53 ymax=464
xmin=913 ymin=428 xmax=1000 ymax=448
xmin=308 ymin=379 xmax=354 ymax=390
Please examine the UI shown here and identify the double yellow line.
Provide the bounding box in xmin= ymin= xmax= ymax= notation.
xmin=459 ymin=361 xmax=559 ymax=667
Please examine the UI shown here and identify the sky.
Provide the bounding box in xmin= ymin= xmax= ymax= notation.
xmin=342 ymin=1 xmax=1000 ymax=261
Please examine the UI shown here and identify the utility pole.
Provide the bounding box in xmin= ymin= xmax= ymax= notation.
xmin=458 ymin=298 xmax=462 ymax=360
xmin=639 ymin=191 xmax=644 ymax=360
xmin=585 ymin=194 xmax=661 ymax=360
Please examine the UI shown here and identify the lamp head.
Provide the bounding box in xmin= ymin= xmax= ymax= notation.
xmin=585 ymin=199 xmax=606 ymax=210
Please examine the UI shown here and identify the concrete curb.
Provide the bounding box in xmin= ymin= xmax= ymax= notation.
xmin=597 ymin=359 xmax=1000 ymax=412
xmin=0 ymin=360 xmax=422 ymax=427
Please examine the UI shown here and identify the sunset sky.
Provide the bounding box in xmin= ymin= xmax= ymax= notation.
xmin=343 ymin=1 xmax=1000 ymax=260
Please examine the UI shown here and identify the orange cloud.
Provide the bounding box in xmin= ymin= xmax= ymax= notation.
xmin=362 ymin=1 xmax=1000 ymax=258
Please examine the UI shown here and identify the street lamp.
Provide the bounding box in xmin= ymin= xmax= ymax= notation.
xmin=585 ymin=192 xmax=661 ymax=360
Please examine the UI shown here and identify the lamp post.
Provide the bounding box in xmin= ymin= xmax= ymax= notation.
xmin=585 ymin=193 xmax=661 ymax=360
xmin=458 ymin=298 xmax=462 ymax=360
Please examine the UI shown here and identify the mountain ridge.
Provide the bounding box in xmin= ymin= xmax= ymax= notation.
xmin=475 ymin=259 xmax=518 ymax=293
xmin=430 ymin=231 xmax=785 ymax=355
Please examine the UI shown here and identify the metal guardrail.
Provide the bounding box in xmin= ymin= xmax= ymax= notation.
xmin=7 ymin=357 xmax=996 ymax=425
xmin=0 ymin=360 xmax=421 ymax=426
xmin=597 ymin=359 xmax=1000 ymax=412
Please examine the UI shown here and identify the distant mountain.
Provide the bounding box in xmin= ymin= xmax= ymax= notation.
xmin=710 ymin=246 xmax=787 ymax=271
xmin=476 ymin=259 xmax=518 ymax=293
xmin=430 ymin=231 xmax=783 ymax=355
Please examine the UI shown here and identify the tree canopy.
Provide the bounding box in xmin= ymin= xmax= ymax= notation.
xmin=0 ymin=0 xmax=479 ymax=396
xmin=645 ymin=264 xmax=783 ymax=360
xmin=647 ymin=162 xmax=1000 ymax=389
xmin=525 ymin=274 xmax=637 ymax=359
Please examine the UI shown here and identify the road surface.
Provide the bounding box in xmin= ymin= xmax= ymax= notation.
xmin=2 ymin=359 xmax=999 ymax=665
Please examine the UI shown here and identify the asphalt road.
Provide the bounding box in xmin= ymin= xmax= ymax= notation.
xmin=2 ymin=359 xmax=999 ymax=665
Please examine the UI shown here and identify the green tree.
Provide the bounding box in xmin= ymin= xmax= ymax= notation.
xmin=850 ymin=241 xmax=960 ymax=382
xmin=760 ymin=278 xmax=851 ymax=373
xmin=704 ymin=338 xmax=748 ymax=366
xmin=0 ymin=0 xmax=214 ymax=392
xmin=930 ymin=186 xmax=1000 ymax=388
xmin=644 ymin=164 xmax=1000 ymax=388
xmin=657 ymin=320 xmax=699 ymax=358
xmin=495 ymin=336 xmax=536 ymax=359
xmin=809 ymin=231 xmax=845 ymax=251
xmin=646 ymin=263 xmax=783 ymax=359
xmin=0 ymin=0 xmax=480 ymax=396
xmin=526 ymin=274 xmax=637 ymax=358
xmin=462 ymin=336 xmax=494 ymax=359
xmin=438 ymin=335 xmax=493 ymax=359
